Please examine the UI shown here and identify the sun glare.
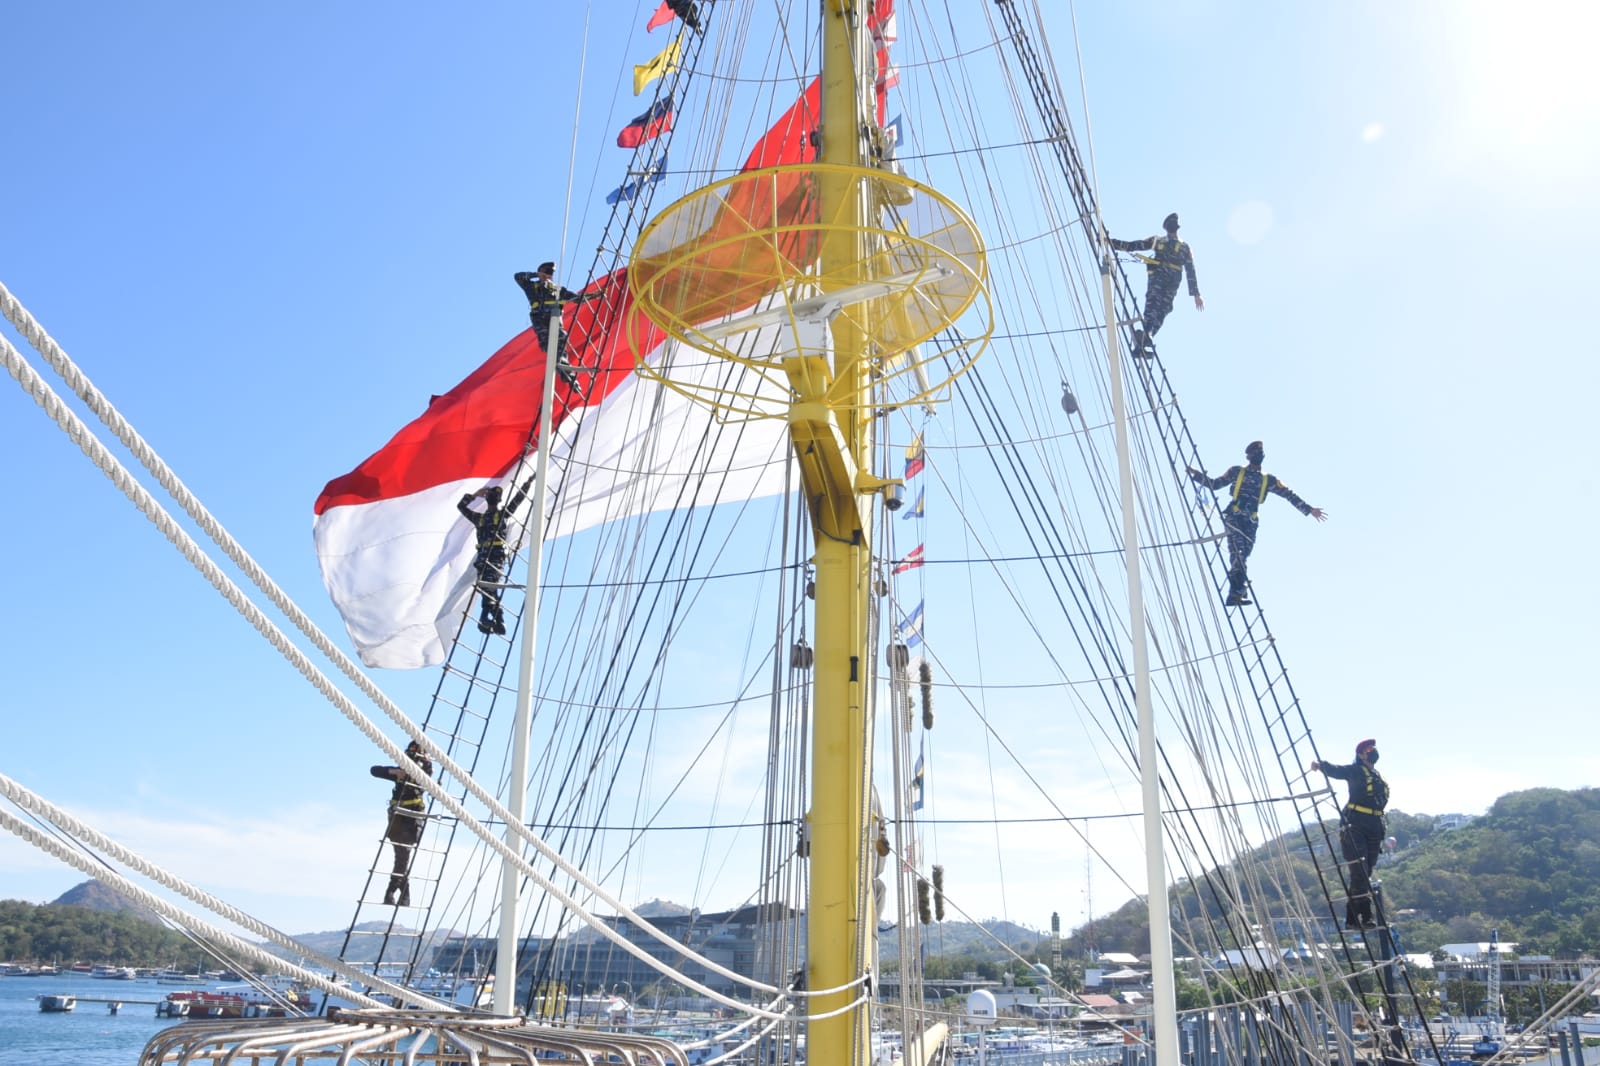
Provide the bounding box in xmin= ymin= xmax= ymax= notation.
xmin=1449 ymin=5 xmax=1600 ymax=163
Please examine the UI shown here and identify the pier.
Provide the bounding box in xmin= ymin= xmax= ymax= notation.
xmin=38 ymin=993 xmax=164 ymax=1014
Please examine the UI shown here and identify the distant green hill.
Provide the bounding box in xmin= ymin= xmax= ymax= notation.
xmin=9 ymin=789 xmax=1596 ymax=969
xmin=51 ymin=878 xmax=163 ymax=923
xmin=880 ymin=917 xmax=1044 ymax=978
xmin=1382 ymin=788 xmax=1600 ymax=952
xmin=1057 ymin=787 xmax=1600 ymax=958
xmin=0 ymin=897 xmax=214 ymax=968
xmin=251 ymin=921 xmax=457 ymax=967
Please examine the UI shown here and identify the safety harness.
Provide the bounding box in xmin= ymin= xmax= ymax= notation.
xmin=391 ymin=755 xmax=431 ymax=811
xmin=393 ymin=784 xmax=426 ymax=811
xmin=1345 ymin=763 xmax=1389 ymax=817
xmin=1134 ymin=236 xmax=1188 ymax=277
xmin=476 ymin=505 xmax=508 ymax=550
xmin=1228 ymin=467 xmax=1273 ymax=521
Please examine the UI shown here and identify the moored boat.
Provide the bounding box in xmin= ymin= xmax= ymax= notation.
xmin=38 ymin=993 xmax=77 ymax=1012
xmin=158 ymin=985 xmax=313 ymax=1020
xmin=91 ymin=965 xmax=138 ymax=980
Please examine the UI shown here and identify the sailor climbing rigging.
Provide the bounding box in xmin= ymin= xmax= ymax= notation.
xmin=370 ymin=739 xmax=434 ymax=908
xmin=513 ymin=261 xmax=601 ymax=387
xmin=1311 ymin=738 xmax=1389 ymax=930
xmin=1110 ymin=212 xmax=1203 ymax=356
xmin=1187 ymin=441 xmax=1326 ymax=607
xmin=457 ymin=480 xmax=531 ymax=635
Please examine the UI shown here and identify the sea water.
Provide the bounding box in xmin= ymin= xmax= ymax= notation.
xmin=0 ymin=975 xmax=187 ymax=1065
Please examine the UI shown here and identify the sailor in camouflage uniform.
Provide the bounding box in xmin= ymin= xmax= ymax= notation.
xmin=1311 ymin=739 xmax=1389 ymax=929
xmin=457 ymin=480 xmax=532 ymax=635
xmin=370 ymin=739 xmax=434 ymax=907
xmin=514 ymin=261 xmax=600 ymax=387
xmin=1187 ymin=441 xmax=1327 ymax=606
xmin=1110 ymin=212 xmax=1203 ymax=355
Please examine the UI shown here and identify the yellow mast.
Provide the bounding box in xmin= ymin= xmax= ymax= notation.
xmin=628 ymin=5 xmax=990 ymax=1062
xmin=800 ymin=2 xmax=873 ymax=1064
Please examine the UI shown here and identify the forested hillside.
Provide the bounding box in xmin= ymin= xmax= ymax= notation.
xmin=1062 ymin=788 xmax=1600 ymax=958
xmin=6 ymin=789 xmax=1596 ymax=967
xmin=1386 ymin=788 xmax=1600 ymax=952
xmin=0 ymin=900 xmax=215 ymax=968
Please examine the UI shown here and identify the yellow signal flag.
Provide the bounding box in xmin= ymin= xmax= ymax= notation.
xmin=633 ymin=38 xmax=682 ymax=96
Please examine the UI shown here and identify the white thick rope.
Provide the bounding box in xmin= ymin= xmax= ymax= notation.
xmin=0 ymin=770 xmax=448 ymax=1010
xmin=0 ymin=807 xmax=417 ymax=1011
xmin=0 ymin=297 xmax=870 ymax=1012
xmin=0 ymin=281 xmax=833 ymax=1000
xmin=0 ymin=331 xmax=784 ymax=1014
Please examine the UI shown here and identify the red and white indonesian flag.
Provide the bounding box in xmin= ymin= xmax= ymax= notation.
xmin=314 ymin=80 xmax=822 ymax=670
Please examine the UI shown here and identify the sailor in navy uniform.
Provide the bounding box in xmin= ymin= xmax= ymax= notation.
xmin=370 ymin=739 xmax=434 ymax=907
xmin=1311 ymin=739 xmax=1389 ymax=929
xmin=1110 ymin=212 xmax=1203 ymax=355
xmin=1187 ymin=441 xmax=1327 ymax=606
xmin=513 ymin=261 xmax=600 ymax=386
xmin=457 ymin=480 xmax=531 ymax=635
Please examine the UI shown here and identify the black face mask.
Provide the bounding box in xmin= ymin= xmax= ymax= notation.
xmin=1365 ymin=751 xmax=1380 ymax=765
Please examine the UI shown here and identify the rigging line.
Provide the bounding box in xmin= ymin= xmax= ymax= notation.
xmin=0 ymin=282 xmax=514 ymax=983
xmin=517 ymin=435 xmax=782 ymax=938
xmin=981 ymin=218 xmax=1082 ymax=255
xmin=991 ymin=322 xmax=1109 ymax=339
xmin=966 ymin=320 xmax=1241 ymax=960
xmin=652 ymin=42 xmax=1018 ymax=90
xmin=510 ymin=676 xmax=797 ymax=715
xmin=896 ymin=133 xmax=1079 ymax=163
xmin=902 ymin=790 xmax=1317 ymax=825
xmin=1065 ymin=0 xmax=1105 ymax=243
xmin=913 ymin=644 xmax=1144 ymax=903
xmin=532 ymin=516 xmax=1219 ymax=592
xmin=936 ymin=637 xmax=1271 ymax=690
xmin=550 ymin=0 xmax=591 ymax=284
xmin=885 ymin=535 xmax=1237 ymax=567
xmin=425 ymin=85 xmax=726 ymax=960
xmin=542 ymin=558 xmax=799 ymax=589
xmin=992 ymin=16 xmax=1369 ymax=1011
xmin=541 ymin=411 xmax=791 ymax=755
xmin=0 ymin=795 xmax=268 ymax=988
xmin=527 ymin=556 xmax=808 ymax=957
xmin=921 ymin=413 xmax=1147 ymax=806
xmin=526 ymin=361 xmax=793 ymax=819
xmin=940 ymin=352 xmax=1292 ymax=966
xmin=948 ymin=317 xmax=1141 ymax=677
xmin=0 ymin=794 xmax=422 ymax=1012
xmin=941 ymin=343 xmax=1146 ymax=766
xmin=902 ymin=852 xmax=1153 ymax=1048
xmin=0 ymin=330 xmax=815 ymax=1006
xmin=992 ymin=18 xmax=1369 ymax=1030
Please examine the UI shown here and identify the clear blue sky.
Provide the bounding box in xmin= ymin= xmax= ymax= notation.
xmin=1 ymin=3 xmax=1595 ymax=938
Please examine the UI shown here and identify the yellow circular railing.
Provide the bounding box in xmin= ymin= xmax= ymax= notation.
xmin=626 ymin=162 xmax=991 ymax=421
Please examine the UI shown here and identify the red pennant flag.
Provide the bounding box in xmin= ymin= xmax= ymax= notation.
xmin=646 ymin=2 xmax=676 ymax=31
